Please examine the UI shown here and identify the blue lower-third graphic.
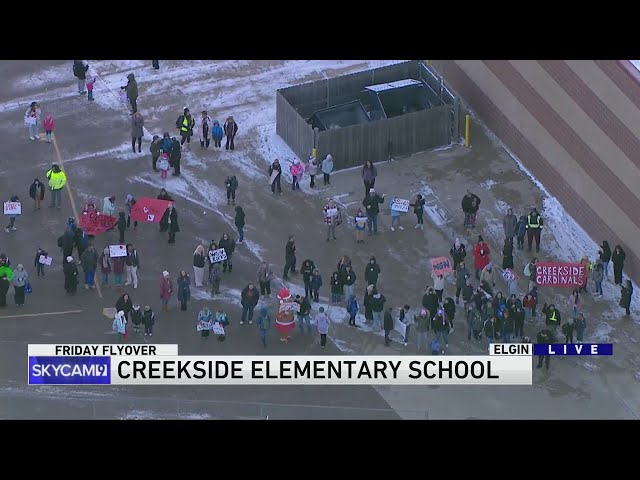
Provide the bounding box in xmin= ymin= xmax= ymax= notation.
xmin=28 ymin=356 xmax=111 ymax=385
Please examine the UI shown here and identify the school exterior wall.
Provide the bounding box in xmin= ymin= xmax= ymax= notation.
xmin=429 ymin=60 xmax=640 ymax=285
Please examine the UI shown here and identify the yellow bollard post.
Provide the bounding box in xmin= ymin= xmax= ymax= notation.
xmin=427 ymin=60 xmax=432 ymax=66
xmin=312 ymin=148 xmax=317 ymax=158
xmin=465 ymin=114 xmax=470 ymax=147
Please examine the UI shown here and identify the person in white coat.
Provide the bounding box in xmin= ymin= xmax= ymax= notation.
xmin=24 ymin=102 xmax=42 ymax=141
xmin=431 ymin=272 xmax=445 ymax=303
xmin=321 ymin=154 xmax=334 ymax=185
xmin=102 ymin=196 xmax=116 ymax=216
xmin=193 ymin=244 xmax=206 ymax=287
xmin=196 ymin=110 xmax=213 ymax=149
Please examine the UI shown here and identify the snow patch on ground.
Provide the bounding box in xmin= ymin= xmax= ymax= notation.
xmin=118 ymin=410 xmax=213 ymax=420
xmin=480 ymin=179 xmax=497 ymax=190
xmin=630 ymin=61 xmax=640 ymax=72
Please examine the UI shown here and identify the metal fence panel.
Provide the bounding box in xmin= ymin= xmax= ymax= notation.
xmin=317 ymin=120 xmax=390 ymax=169
xmin=276 ymin=91 xmax=314 ymax=161
xmin=387 ymin=105 xmax=452 ymax=157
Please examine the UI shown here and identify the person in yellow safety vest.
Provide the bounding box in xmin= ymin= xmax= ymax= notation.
xmin=544 ymin=303 xmax=561 ymax=331
xmin=175 ymin=107 xmax=195 ymax=147
xmin=46 ymin=163 xmax=67 ymax=209
xmin=526 ymin=207 xmax=544 ymax=253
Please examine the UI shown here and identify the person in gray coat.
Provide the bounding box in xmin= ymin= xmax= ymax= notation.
xmin=503 ymin=208 xmax=518 ymax=245
xmin=131 ymin=112 xmax=144 ymax=153
xmin=455 ymin=261 xmax=470 ymax=304
xmin=13 ymin=264 xmax=29 ymax=306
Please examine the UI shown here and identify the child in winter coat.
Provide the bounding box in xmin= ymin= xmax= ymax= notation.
xmin=310 ymin=269 xmax=322 ymax=302
xmin=43 ymin=113 xmax=55 ymax=143
xmin=197 ymin=307 xmax=213 ymax=339
xmin=290 ymin=159 xmax=304 ymax=190
xmin=86 ymin=75 xmax=96 ymax=101
xmin=330 ymin=272 xmax=342 ymax=304
xmin=157 ymin=153 xmax=170 ymax=179
xmin=99 ymin=246 xmax=111 ymax=286
xmin=211 ymin=120 xmax=224 ymax=148
xmin=225 ymin=175 xmax=239 ymax=205
xmin=346 ymin=294 xmax=359 ymax=327
xmin=354 ymin=208 xmax=367 ymax=244
xmin=321 ymin=154 xmax=334 ymax=185
xmin=515 ymin=215 xmax=527 ymax=250
xmin=130 ymin=304 xmax=143 ymax=333
xmin=34 ymin=247 xmax=48 ymax=277
xmin=112 ymin=310 xmax=127 ymax=342
xmin=431 ymin=337 xmax=441 ymax=355
xmin=574 ymin=313 xmax=586 ymax=343
xmin=142 ymin=305 xmax=155 ymax=336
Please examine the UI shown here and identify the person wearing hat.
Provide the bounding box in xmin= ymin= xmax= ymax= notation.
xmin=63 ymin=256 xmax=79 ymax=295
xmin=112 ymin=310 xmax=127 ymax=342
xmin=175 ymin=108 xmax=195 ymax=146
xmin=46 ymin=163 xmax=67 ymax=209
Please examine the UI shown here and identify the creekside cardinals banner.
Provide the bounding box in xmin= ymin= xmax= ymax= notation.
xmin=535 ymin=262 xmax=587 ymax=288
xmin=130 ymin=198 xmax=173 ymax=224
xmin=78 ymin=211 xmax=117 ymax=235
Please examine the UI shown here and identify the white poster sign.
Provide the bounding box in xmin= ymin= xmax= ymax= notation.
xmin=39 ymin=255 xmax=53 ymax=266
xmin=394 ymin=319 xmax=407 ymax=338
xmin=4 ymin=202 xmax=21 ymax=215
xmin=269 ymin=170 xmax=279 ymax=185
xmin=279 ymin=302 xmax=300 ymax=313
xmin=325 ymin=208 xmax=338 ymax=217
xmin=390 ymin=198 xmax=410 ymax=213
xmin=109 ymin=245 xmax=128 ymax=258
xmin=212 ymin=323 xmax=226 ymax=335
xmin=208 ymin=248 xmax=227 ymax=264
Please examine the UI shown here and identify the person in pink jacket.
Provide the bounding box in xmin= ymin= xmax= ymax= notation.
xmin=290 ymin=159 xmax=304 ymax=191
xmin=43 ymin=113 xmax=55 ymax=143
xmin=160 ymin=270 xmax=173 ymax=312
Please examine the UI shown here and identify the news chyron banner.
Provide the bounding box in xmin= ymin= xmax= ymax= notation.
xmin=28 ymin=344 xmax=179 ymax=385
xmin=27 ymin=343 xmax=613 ymax=386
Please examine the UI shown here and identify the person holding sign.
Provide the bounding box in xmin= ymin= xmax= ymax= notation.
xmin=34 ymin=247 xmax=49 ymax=277
xmin=323 ymin=199 xmax=342 ymax=242
xmin=268 ymin=159 xmax=283 ymax=194
xmin=4 ymin=196 xmax=20 ymax=232
xmin=354 ymin=208 xmax=367 ymax=243
xmin=389 ymin=196 xmax=405 ymax=231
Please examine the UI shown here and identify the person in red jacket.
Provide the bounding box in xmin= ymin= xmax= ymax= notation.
xmin=473 ymin=235 xmax=491 ymax=280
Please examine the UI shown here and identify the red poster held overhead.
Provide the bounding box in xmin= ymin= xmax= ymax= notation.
xmin=535 ymin=262 xmax=587 ymax=288
xmin=78 ymin=211 xmax=118 ymax=235
xmin=130 ymin=197 xmax=173 ymax=224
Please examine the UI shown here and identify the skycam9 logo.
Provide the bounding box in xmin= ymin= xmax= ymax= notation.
xmin=28 ymin=356 xmax=111 ymax=385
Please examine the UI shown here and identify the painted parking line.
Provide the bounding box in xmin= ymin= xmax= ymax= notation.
xmin=52 ymin=135 xmax=102 ymax=299
xmin=0 ymin=310 xmax=82 ymax=320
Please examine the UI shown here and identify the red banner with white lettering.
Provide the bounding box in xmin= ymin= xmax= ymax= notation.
xmin=78 ymin=211 xmax=118 ymax=235
xmin=130 ymin=197 xmax=173 ymax=224
xmin=535 ymin=262 xmax=587 ymax=288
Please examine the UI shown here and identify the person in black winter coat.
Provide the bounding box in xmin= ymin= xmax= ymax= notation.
xmin=301 ymin=259 xmax=316 ymax=298
xmin=514 ymin=306 xmax=525 ymax=339
xmin=612 ymin=245 xmax=626 ymax=285
xmin=29 ymin=178 xmax=45 ymax=210
xmin=240 ymin=283 xmax=260 ymax=324
xmin=363 ymin=285 xmax=374 ymax=324
xmin=330 ymin=271 xmax=342 ymax=304
xmin=409 ymin=194 xmax=426 ymax=229
xmin=143 ymin=306 xmax=155 ymax=336
xmin=58 ymin=230 xmax=75 ymax=261
xmin=422 ymin=287 xmax=438 ymax=321
xmin=225 ymin=176 xmax=239 ymax=205
xmin=364 ymin=257 xmax=381 ymax=287
xmin=515 ymin=215 xmax=527 ymax=250
xmin=63 ymin=257 xmax=79 ymax=295
xmin=362 ymin=189 xmax=385 ymax=235
xmin=157 ymin=188 xmax=174 ymax=202
xmin=502 ymin=239 xmax=514 ymax=270
xmin=235 ymin=207 xmax=245 ymax=243
xmin=73 ymin=60 xmax=89 ymax=94
xmin=117 ymin=212 xmax=127 ymax=244
xmin=600 ymin=240 xmax=612 ymax=280
xmin=443 ymin=297 xmax=456 ymax=330
xmin=383 ymin=307 xmax=394 ymax=346
xmin=224 ymin=116 xmax=238 ymax=151
xmin=461 ymin=190 xmax=480 ymax=228
xmin=219 ymin=233 xmax=236 ymax=273
xmin=620 ymin=279 xmax=633 ymax=316
xmin=150 ymin=135 xmax=162 ymax=171
xmin=169 ymin=137 xmax=182 ymax=175
xmin=116 ymin=293 xmax=134 ymax=321
xmin=450 ymin=238 xmax=466 ymax=272
xmin=269 ymin=160 xmax=282 ymax=194
xmin=160 ymin=206 xmax=180 ymax=243
xmin=536 ymin=328 xmax=554 ymax=369
xmin=283 ymin=235 xmax=296 ymax=278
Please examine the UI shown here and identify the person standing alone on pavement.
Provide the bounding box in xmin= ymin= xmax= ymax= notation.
xmin=361 ymin=160 xmax=377 ymax=197
xmin=282 ymin=235 xmax=297 ymax=279
xmin=131 ymin=112 xmax=144 ymax=153
xmin=29 ymin=179 xmax=45 ymax=210
xmin=120 ymin=73 xmax=138 ymax=114
xmin=612 ymin=245 xmax=626 ymax=285
xmin=240 ymin=282 xmax=260 ymax=325
xmin=73 ymin=60 xmax=89 ymax=94
xmin=503 ymin=208 xmax=517 ymax=245
xmin=257 ymin=261 xmax=274 ymax=297
xmin=316 ymin=307 xmax=329 ymax=349
xmin=225 ymin=175 xmax=239 ymax=205
xmin=620 ymin=279 xmax=633 ymax=317
xmin=235 ymin=207 xmax=245 ymax=243
xmin=224 ymin=116 xmax=238 ymax=150
xmin=46 ymin=164 xmax=66 ymax=209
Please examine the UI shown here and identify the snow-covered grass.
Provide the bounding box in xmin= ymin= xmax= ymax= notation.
xmin=630 ymin=60 xmax=640 ymax=72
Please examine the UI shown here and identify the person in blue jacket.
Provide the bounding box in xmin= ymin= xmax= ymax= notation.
xmin=211 ymin=120 xmax=224 ymax=149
